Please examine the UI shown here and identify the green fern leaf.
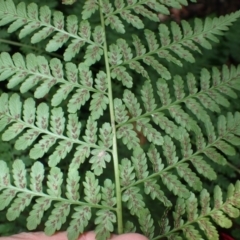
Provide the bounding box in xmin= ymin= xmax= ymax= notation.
xmin=108 ymin=43 xmax=123 ymax=66
xmin=64 ymin=39 xmax=85 ymax=61
xmin=67 ymin=206 xmax=91 ymax=240
xmin=183 ymin=225 xmax=202 ymax=240
xmin=0 ymin=0 xmax=17 ymax=25
xmin=211 ymin=210 xmax=232 ymax=228
xmin=47 ymin=167 xmax=63 ymax=197
xmin=214 ymin=140 xmax=236 ymax=156
xmin=6 ymin=192 xmax=32 ymax=221
xmin=204 ymin=147 xmax=227 ymax=165
xmin=98 ymin=123 xmax=113 ymax=148
xmin=45 ymin=202 xmax=71 ymax=235
xmin=143 ymin=56 xmax=171 ymax=79
xmin=157 ymin=79 xmax=172 ymax=105
xmin=201 ymin=189 xmax=212 ymax=212
xmin=147 ymin=0 xmax=169 ymax=15
xmin=12 ymin=159 xmax=26 ymax=189
xmin=176 ymin=128 xmax=193 ymax=158
xmin=0 ymin=0 xmax=104 ymax=61
xmin=222 ymin=203 xmax=239 ymax=219
xmin=177 ymin=164 xmax=202 ymax=191
xmin=114 ymin=0 xmax=124 ymax=10
xmin=132 ymin=148 xmax=149 ymax=179
xmin=114 ymin=98 xmax=129 ymax=124
xmin=101 ymin=179 xmax=116 ymax=207
xmin=82 ymin=0 xmax=99 ymax=19
xmin=111 ymin=66 xmax=133 ymax=88
xmin=49 ymin=140 xmax=73 ymax=167
xmin=173 ymin=75 xmax=185 ymax=100
xmin=105 ymin=15 xmax=125 ymax=34
xmin=119 ymin=158 xmax=135 ymax=187
xmin=83 ymin=117 xmax=98 ymax=144
xmin=117 ymin=124 xmax=140 ymax=149
xmin=124 ymin=221 xmax=136 ymax=233
xmin=0 ymin=189 xmax=17 ymax=211
xmin=30 ymin=162 xmax=45 ymax=192
xmin=66 ymin=168 xmax=80 ymax=201
xmin=27 ymin=197 xmax=52 ymax=230
xmin=123 ymin=90 xmax=142 ymax=117
xmin=101 ymin=0 xmax=114 ymax=15
xmin=95 ymin=209 xmax=116 ymax=240
xmin=29 ymin=135 xmax=56 ymax=159
xmin=67 ymin=88 xmax=91 ymax=113
xmin=138 ymin=209 xmax=155 ymax=239
xmin=132 ymin=35 xmax=146 ymax=56
xmin=129 ymin=60 xmax=149 ymax=78
xmin=141 ymin=81 xmax=156 ymax=112
xmin=0 ymin=160 xmax=10 ymax=188
xmin=224 ymin=133 xmax=240 ymax=146
xmin=50 ymin=107 xmax=65 ymax=134
xmin=95 ymin=71 xmax=108 ymax=91
xmin=120 ymin=10 xmax=143 ymax=29
xmin=2 ymin=122 xmax=25 ymax=141
xmin=147 ymin=144 xmax=164 ymax=172
xmin=122 ymin=186 xmax=145 ymax=215
xmin=144 ymin=179 xmax=172 ymax=207
xmin=89 ymin=149 xmax=111 ymax=176
xmin=69 ymin=145 xmax=90 ymax=169
xmin=161 ymin=172 xmax=190 ymax=198
xmin=83 ymin=171 xmax=101 ymax=204
xmin=198 ymin=218 xmax=219 ymax=239
xmin=46 ymin=12 xmax=69 ymax=52
xmin=136 ymin=118 xmax=163 ymax=145
xmin=89 ymin=92 xmax=109 ymax=119
xmin=186 ymin=193 xmax=198 ymax=221
xmin=190 ymin=156 xmax=217 ymax=181
xmin=133 ymin=5 xmax=158 ymax=22
xmin=162 ymin=136 xmax=178 ymax=165
xmin=116 ymin=38 xmax=133 ymax=60
xmin=67 ymin=114 xmax=81 ymax=140
xmin=173 ymin=198 xmax=185 ymax=227
xmin=84 ymin=31 xmax=104 ymax=64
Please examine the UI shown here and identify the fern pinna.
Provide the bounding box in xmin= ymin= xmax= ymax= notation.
xmin=0 ymin=0 xmax=240 ymax=239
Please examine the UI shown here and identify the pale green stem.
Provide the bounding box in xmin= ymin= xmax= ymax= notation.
xmin=99 ymin=0 xmax=123 ymax=234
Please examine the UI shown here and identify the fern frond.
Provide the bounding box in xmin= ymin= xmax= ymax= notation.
xmin=109 ymin=11 xmax=240 ymax=82
xmin=1 ymin=0 xmax=240 ymax=239
xmin=0 ymin=0 xmax=103 ymax=62
xmin=0 ymin=160 xmax=116 ymax=240
xmin=121 ymin=107 xmax=240 ymax=195
xmin=100 ymin=0 xmax=198 ymax=33
xmin=0 ymin=52 xmax=108 ymax=115
xmin=116 ymin=64 xmax=240 ymax=151
xmin=0 ymin=93 xmax=111 ymax=170
xmin=157 ymin=182 xmax=240 ymax=240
